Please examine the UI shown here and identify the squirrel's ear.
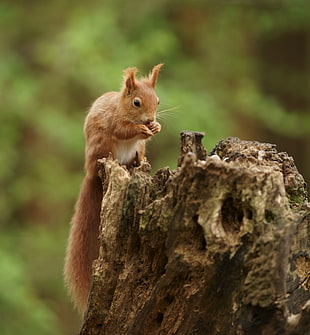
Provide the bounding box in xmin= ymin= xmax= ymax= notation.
xmin=149 ymin=63 xmax=164 ymax=88
xmin=123 ymin=67 xmax=138 ymax=96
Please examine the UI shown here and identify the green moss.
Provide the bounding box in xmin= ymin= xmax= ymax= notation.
xmin=286 ymin=186 xmax=308 ymax=210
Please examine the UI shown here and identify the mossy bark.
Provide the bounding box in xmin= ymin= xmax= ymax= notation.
xmin=80 ymin=133 xmax=310 ymax=335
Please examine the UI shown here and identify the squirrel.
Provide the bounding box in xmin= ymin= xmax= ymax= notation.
xmin=64 ymin=64 xmax=163 ymax=314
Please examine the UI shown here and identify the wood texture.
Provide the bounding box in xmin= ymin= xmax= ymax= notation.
xmin=80 ymin=133 xmax=310 ymax=335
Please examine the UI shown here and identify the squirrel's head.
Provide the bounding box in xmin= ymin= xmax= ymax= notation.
xmin=120 ymin=64 xmax=163 ymax=124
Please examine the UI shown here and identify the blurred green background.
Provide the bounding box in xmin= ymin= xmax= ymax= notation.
xmin=0 ymin=0 xmax=309 ymax=334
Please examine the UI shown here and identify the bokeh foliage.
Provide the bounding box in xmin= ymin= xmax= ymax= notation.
xmin=0 ymin=0 xmax=309 ymax=333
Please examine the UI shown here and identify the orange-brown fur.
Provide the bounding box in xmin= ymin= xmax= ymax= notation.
xmin=64 ymin=64 xmax=163 ymax=314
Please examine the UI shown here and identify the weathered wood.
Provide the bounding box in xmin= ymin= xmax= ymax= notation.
xmin=178 ymin=130 xmax=207 ymax=166
xmin=80 ymin=134 xmax=310 ymax=335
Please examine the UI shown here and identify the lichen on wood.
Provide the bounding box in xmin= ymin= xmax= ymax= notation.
xmin=80 ymin=132 xmax=310 ymax=335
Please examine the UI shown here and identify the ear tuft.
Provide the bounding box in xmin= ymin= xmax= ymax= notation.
xmin=149 ymin=63 xmax=164 ymax=88
xmin=123 ymin=67 xmax=138 ymax=96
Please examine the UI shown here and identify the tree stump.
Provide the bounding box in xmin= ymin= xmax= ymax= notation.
xmin=80 ymin=132 xmax=310 ymax=335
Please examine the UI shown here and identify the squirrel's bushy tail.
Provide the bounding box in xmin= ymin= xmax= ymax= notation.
xmin=64 ymin=176 xmax=102 ymax=314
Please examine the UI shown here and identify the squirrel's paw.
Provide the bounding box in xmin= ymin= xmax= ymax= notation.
xmin=138 ymin=124 xmax=154 ymax=139
xmin=148 ymin=122 xmax=161 ymax=135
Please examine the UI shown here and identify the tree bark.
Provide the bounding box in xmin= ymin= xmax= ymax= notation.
xmin=80 ymin=132 xmax=310 ymax=335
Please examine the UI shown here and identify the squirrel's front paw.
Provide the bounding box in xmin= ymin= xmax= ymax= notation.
xmin=138 ymin=125 xmax=154 ymax=139
xmin=147 ymin=122 xmax=161 ymax=135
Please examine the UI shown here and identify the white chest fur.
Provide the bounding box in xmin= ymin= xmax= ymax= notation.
xmin=114 ymin=138 xmax=142 ymax=165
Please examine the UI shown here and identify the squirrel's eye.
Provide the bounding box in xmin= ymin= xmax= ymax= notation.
xmin=157 ymin=97 xmax=160 ymax=105
xmin=133 ymin=98 xmax=141 ymax=107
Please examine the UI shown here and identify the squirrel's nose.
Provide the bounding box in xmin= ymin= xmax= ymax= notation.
xmin=143 ymin=116 xmax=155 ymax=124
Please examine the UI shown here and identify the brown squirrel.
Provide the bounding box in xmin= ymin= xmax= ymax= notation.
xmin=64 ymin=64 xmax=163 ymax=314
